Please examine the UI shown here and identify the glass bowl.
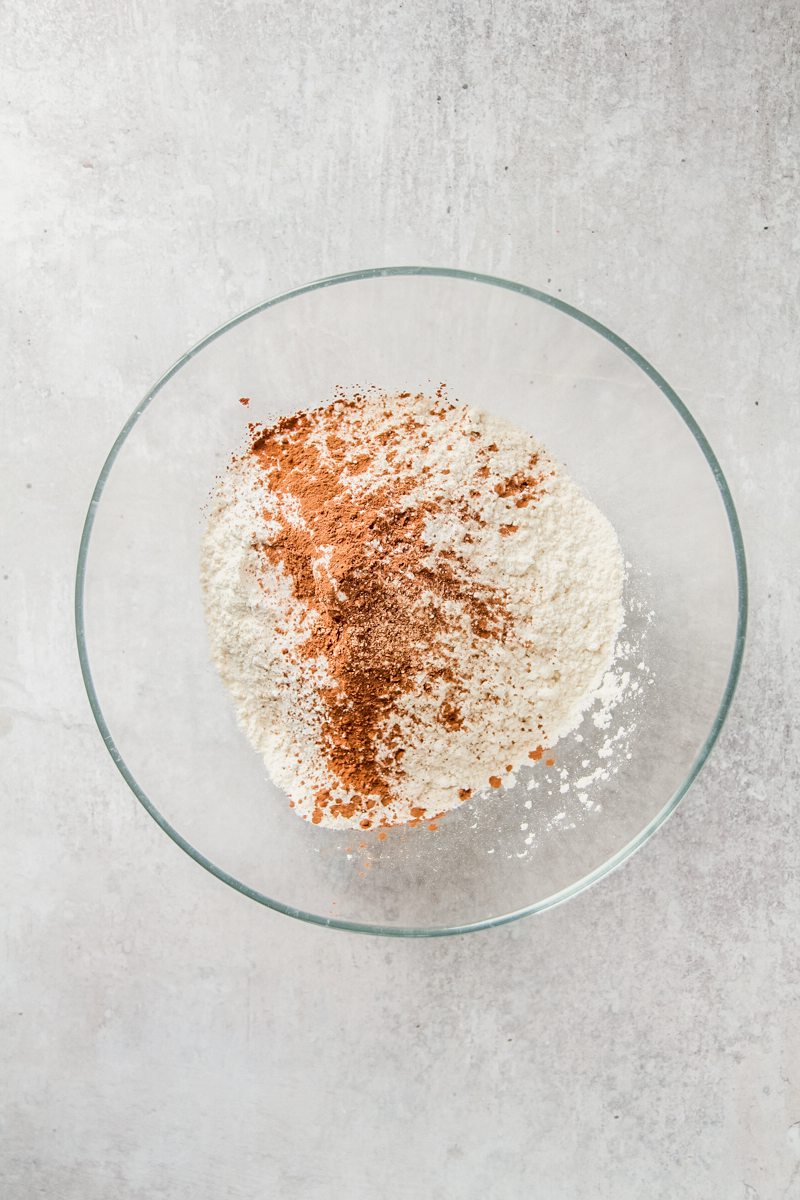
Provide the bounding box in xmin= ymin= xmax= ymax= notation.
xmin=75 ymin=268 xmax=746 ymax=936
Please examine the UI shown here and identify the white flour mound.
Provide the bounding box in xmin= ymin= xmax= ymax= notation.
xmin=201 ymin=390 xmax=624 ymax=830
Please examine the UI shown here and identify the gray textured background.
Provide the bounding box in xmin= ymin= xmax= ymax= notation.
xmin=2 ymin=2 xmax=798 ymax=1197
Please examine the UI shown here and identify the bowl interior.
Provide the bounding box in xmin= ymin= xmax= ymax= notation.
xmin=77 ymin=270 xmax=745 ymax=933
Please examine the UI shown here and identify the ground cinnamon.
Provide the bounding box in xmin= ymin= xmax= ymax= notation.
xmin=245 ymin=394 xmax=511 ymax=827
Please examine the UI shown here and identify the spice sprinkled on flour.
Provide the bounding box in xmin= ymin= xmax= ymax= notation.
xmin=201 ymin=388 xmax=624 ymax=829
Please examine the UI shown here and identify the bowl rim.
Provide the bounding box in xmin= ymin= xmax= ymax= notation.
xmin=74 ymin=265 xmax=748 ymax=937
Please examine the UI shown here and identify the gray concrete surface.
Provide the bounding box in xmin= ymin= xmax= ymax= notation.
xmin=2 ymin=2 xmax=798 ymax=1196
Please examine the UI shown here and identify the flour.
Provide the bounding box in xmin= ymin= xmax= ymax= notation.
xmin=201 ymin=389 xmax=624 ymax=830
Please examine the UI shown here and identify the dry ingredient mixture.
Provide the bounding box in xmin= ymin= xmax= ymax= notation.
xmin=201 ymin=387 xmax=624 ymax=830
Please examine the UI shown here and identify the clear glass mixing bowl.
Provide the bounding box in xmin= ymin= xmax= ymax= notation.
xmin=75 ymin=268 xmax=746 ymax=935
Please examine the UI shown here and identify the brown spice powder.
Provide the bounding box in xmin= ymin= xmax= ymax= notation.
xmin=246 ymin=395 xmax=510 ymax=826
